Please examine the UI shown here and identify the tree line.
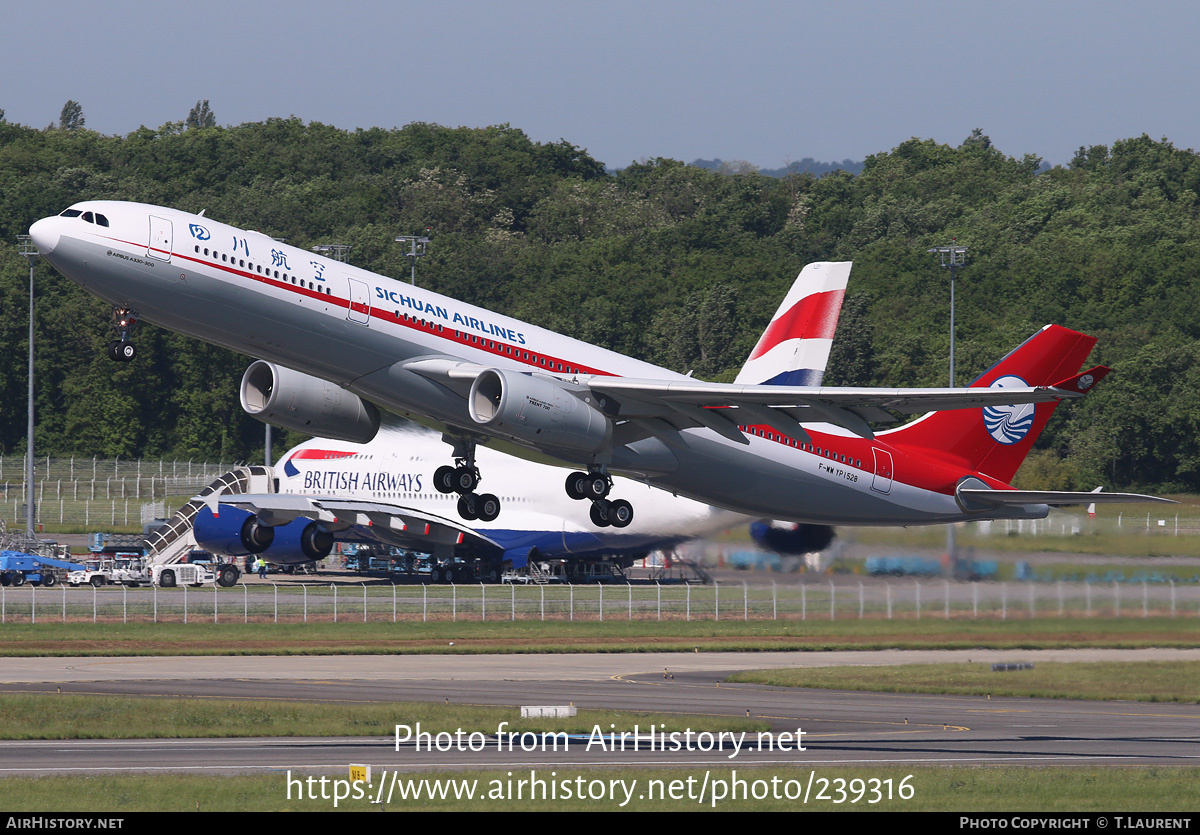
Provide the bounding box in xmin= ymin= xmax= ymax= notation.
xmin=1 ymin=110 xmax=1198 ymax=492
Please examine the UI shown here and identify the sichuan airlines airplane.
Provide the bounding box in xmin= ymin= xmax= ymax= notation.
xmin=185 ymin=255 xmax=848 ymax=574
xmin=28 ymin=201 xmax=1169 ymax=542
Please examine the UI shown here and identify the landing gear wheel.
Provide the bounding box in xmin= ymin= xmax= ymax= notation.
xmin=217 ymin=565 xmax=239 ymax=588
xmin=565 ymin=472 xmax=588 ymax=500
xmin=584 ymin=474 xmax=610 ymax=501
xmin=457 ymin=493 xmax=478 ymax=521
xmin=476 ymin=493 xmax=501 ymax=522
xmin=434 ymin=466 xmax=457 ymax=494
xmin=590 ymin=500 xmax=612 ymax=528
xmin=454 ymin=467 xmax=480 ymax=493
xmin=116 ymin=341 xmax=135 ymax=361
xmin=608 ymin=499 xmax=634 ymax=528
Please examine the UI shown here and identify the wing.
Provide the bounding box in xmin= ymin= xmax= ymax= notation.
xmin=585 ymin=367 xmax=1108 ymax=444
xmin=210 ymin=493 xmax=502 ymax=553
xmin=405 ymin=356 xmax=1105 ymax=446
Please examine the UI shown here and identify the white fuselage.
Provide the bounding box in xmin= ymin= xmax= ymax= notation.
xmin=278 ymin=423 xmax=747 ymax=555
xmin=29 ymin=201 xmax=1046 ymax=526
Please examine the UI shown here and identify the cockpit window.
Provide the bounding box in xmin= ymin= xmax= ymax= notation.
xmin=82 ymin=212 xmax=95 ymax=223
xmin=95 ymin=214 xmax=110 ymax=227
xmin=59 ymin=209 xmax=82 ymax=218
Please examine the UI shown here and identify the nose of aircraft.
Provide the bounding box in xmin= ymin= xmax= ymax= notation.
xmin=28 ymin=216 xmax=61 ymax=256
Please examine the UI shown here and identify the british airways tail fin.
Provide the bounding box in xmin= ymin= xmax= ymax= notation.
xmin=884 ymin=324 xmax=1105 ymax=484
xmin=735 ymin=262 xmax=851 ymax=386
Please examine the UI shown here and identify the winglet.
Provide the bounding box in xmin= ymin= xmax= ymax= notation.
xmin=1050 ymin=365 xmax=1110 ymax=397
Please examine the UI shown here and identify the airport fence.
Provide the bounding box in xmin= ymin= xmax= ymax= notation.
xmin=2 ymin=577 xmax=1198 ymax=624
xmin=0 ymin=454 xmax=236 ymax=528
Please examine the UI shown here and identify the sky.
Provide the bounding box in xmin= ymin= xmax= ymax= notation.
xmin=5 ymin=0 xmax=1200 ymax=170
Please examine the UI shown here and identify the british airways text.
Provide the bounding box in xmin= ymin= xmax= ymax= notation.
xmin=301 ymin=470 xmax=423 ymax=493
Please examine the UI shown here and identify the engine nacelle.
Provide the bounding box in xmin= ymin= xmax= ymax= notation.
xmin=241 ymin=361 xmax=380 ymax=443
xmin=194 ymin=505 xmax=335 ymax=564
xmin=749 ymin=520 xmax=836 ymax=555
xmin=468 ymin=368 xmax=610 ymax=455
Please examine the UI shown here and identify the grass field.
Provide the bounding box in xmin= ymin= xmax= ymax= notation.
xmin=4 ymin=767 xmax=1197 ymax=811
xmin=0 ymin=617 xmax=1197 ymax=655
xmin=0 ymin=695 xmax=767 ymax=740
xmin=728 ymin=661 xmax=1200 ymax=702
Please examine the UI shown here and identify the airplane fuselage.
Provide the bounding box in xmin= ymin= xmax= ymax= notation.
xmin=31 ymin=201 xmax=1051 ymax=526
xmin=277 ymin=425 xmax=748 ymax=559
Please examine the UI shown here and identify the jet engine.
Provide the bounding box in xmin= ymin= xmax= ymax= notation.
xmin=468 ymin=368 xmax=611 ymax=455
xmin=749 ymin=520 xmax=835 ymax=555
xmin=193 ymin=505 xmax=335 ymax=564
xmin=241 ymin=361 xmax=380 ymax=444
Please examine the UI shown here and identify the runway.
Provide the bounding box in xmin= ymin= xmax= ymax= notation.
xmin=1 ymin=650 xmax=1198 ymax=775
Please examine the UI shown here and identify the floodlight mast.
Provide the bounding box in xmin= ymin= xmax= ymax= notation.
xmin=927 ymin=242 xmax=968 ymax=387
xmin=928 ymin=242 xmax=968 ymax=562
xmin=395 ymin=234 xmax=430 ymax=286
xmin=311 ymin=244 xmax=352 ymax=263
xmin=17 ymin=235 xmax=38 ymax=538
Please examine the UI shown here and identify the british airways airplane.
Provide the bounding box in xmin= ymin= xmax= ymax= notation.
xmin=28 ymin=201 xmax=1169 ymax=545
xmin=191 ymin=423 xmax=766 ymax=579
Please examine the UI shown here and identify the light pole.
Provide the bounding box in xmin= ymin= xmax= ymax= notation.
xmin=928 ymin=242 xmax=968 ymax=560
xmin=927 ymin=242 xmax=968 ymax=386
xmin=394 ymin=234 xmax=430 ymax=286
xmin=17 ymin=235 xmax=38 ymax=539
xmin=311 ymin=244 xmax=351 ymax=263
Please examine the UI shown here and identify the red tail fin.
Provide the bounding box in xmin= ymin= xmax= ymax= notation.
xmin=883 ymin=325 xmax=1097 ymax=483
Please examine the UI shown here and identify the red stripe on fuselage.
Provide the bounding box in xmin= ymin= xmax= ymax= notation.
xmin=162 ymin=240 xmax=619 ymax=379
xmin=288 ymin=449 xmax=356 ymax=460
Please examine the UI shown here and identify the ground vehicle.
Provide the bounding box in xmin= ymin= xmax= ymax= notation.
xmin=0 ymin=551 xmax=82 ymax=587
xmin=152 ymin=563 xmax=217 ymax=588
xmin=69 ymin=556 xmax=153 ymax=587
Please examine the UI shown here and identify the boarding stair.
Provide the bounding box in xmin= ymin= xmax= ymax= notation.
xmin=144 ymin=466 xmax=274 ymax=566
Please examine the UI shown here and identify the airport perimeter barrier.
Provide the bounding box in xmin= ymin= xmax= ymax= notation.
xmin=0 ymin=455 xmax=236 ymax=528
xmin=1 ymin=577 xmax=1198 ymax=624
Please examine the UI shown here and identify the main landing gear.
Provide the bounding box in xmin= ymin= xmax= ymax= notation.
xmin=106 ymin=307 xmax=138 ymax=362
xmin=435 ymin=438 xmax=500 ymax=523
xmin=565 ymin=470 xmax=633 ymax=528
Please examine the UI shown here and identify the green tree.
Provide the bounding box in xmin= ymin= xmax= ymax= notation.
xmin=185 ymin=100 xmax=215 ymax=129
xmin=58 ymin=100 xmax=85 ymax=131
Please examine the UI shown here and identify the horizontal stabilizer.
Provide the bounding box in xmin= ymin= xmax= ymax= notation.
xmin=958 ymin=488 xmax=1175 ymax=508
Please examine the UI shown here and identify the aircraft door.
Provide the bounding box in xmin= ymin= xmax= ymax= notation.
xmin=148 ymin=216 xmax=172 ymax=262
xmin=871 ymin=448 xmax=894 ymax=494
xmin=346 ymin=278 xmax=370 ymax=325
